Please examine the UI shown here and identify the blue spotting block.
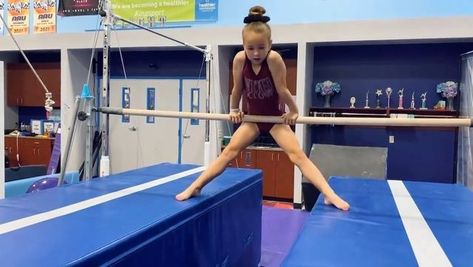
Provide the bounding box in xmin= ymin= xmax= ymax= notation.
xmin=283 ymin=178 xmax=473 ymax=267
xmin=0 ymin=163 xmax=262 ymax=266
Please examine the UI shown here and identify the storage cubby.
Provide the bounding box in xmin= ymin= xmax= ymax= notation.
xmin=308 ymin=42 xmax=473 ymax=183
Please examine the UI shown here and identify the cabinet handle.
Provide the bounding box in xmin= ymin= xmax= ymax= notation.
xmin=245 ymin=151 xmax=252 ymax=165
xmin=33 ymin=142 xmax=40 ymax=145
xmin=278 ymin=153 xmax=280 ymax=161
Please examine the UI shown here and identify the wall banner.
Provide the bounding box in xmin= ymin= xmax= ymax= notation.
xmin=111 ymin=0 xmax=217 ymax=27
xmin=7 ymin=0 xmax=29 ymax=35
xmin=0 ymin=1 xmax=4 ymax=34
xmin=33 ymin=0 xmax=56 ymax=33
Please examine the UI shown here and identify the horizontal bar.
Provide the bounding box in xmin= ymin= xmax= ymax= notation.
xmin=96 ymin=107 xmax=472 ymax=127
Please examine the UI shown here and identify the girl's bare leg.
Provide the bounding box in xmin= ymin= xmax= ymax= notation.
xmin=176 ymin=123 xmax=260 ymax=201
xmin=270 ymin=124 xmax=350 ymax=211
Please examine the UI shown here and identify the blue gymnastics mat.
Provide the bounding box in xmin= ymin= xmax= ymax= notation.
xmin=282 ymin=177 xmax=473 ymax=267
xmin=0 ymin=163 xmax=262 ymax=266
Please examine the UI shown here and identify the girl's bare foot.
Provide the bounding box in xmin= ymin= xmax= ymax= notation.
xmin=175 ymin=187 xmax=201 ymax=201
xmin=324 ymin=193 xmax=350 ymax=211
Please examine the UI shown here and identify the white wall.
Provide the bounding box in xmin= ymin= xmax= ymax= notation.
xmin=61 ymin=49 xmax=95 ymax=172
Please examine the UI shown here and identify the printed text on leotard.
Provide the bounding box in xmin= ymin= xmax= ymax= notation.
xmin=244 ymin=77 xmax=274 ymax=100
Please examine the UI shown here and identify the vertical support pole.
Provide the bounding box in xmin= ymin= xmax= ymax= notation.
xmin=58 ymin=97 xmax=81 ymax=185
xmin=100 ymin=0 xmax=112 ymax=176
xmin=84 ymin=94 xmax=95 ymax=180
xmin=204 ymin=45 xmax=212 ymax=166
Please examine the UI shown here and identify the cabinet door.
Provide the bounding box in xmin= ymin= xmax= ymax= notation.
xmin=285 ymin=58 xmax=297 ymax=95
xmin=7 ymin=63 xmax=61 ymax=107
xmin=239 ymin=149 xmax=257 ymax=168
xmin=25 ymin=63 xmax=61 ymax=107
xmin=7 ymin=64 xmax=26 ymax=106
xmin=227 ymin=149 xmax=257 ymax=168
xmin=274 ymin=151 xmax=294 ymax=199
xmin=4 ymin=136 xmax=19 ymax=167
xmin=19 ymin=138 xmax=52 ymax=166
xmin=256 ymin=150 xmax=277 ymax=198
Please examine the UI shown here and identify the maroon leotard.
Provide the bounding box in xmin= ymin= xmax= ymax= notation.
xmin=242 ymin=55 xmax=283 ymax=134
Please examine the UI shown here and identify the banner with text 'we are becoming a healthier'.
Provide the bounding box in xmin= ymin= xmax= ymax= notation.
xmin=111 ymin=0 xmax=217 ymax=26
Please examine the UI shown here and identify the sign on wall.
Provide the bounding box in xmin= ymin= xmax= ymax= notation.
xmin=58 ymin=0 xmax=99 ymax=16
xmin=111 ymin=0 xmax=217 ymax=27
xmin=7 ymin=0 xmax=29 ymax=35
xmin=33 ymin=0 xmax=56 ymax=33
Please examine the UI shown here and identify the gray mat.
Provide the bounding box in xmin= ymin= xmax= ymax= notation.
xmin=303 ymin=144 xmax=387 ymax=183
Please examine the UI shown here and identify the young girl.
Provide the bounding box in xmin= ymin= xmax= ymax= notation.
xmin=176 ymin=6 xmax=350 ymax=211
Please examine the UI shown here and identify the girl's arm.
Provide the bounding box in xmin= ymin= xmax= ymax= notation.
xmin=229 ymin=51 xmax=246 ymax=123
xmin=267 ymin=51 xmax=299 ymax=123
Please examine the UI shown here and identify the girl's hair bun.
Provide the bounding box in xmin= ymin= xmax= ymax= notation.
xmin=243 ymin=6 xmax=270 ymax=24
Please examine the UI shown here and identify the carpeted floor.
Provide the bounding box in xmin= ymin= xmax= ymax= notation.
xmin=260 ymin=205 xmax=309 ymax=267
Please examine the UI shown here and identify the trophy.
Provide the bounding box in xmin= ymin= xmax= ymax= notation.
xmin=410 ymin=92 xmax=415 ymax=109
xmin=385 ymin=87 xmax=393 ymax=109
xmin=364 ymin=91 xmax=370 ymax=109
xmin=397 ymin=88 xmax=404 ymax=109
xmin=420 ymin=92 xmax=427 ymax=110
xmin=350 ymin=97 xmax=356 ymax=108
xmin=375 ymin=89 xmax=382 ymax=108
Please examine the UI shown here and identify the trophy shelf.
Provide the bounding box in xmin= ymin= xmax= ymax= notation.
xmin=309 ymin=107 xmax=459 ymax=118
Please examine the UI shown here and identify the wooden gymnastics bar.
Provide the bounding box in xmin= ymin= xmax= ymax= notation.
xmin=96 ymin=107 xmax=472 ymax=127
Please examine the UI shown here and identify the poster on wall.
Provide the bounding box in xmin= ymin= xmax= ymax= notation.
xmin=7 ymin=0 xmax=29 ymax=35
xmin=33 ymin=0 xmax=56 ymax=33
xmin=111 ymin=0 xmax=217 ymax=27
xmin=58 ymin=0 xmax=99 ymax=16
xmin=0 ymin=1 xmax=4 ymax=34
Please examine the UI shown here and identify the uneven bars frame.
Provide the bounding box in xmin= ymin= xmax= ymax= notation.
xmin=95 ymin=0 xmax=214 ymax=177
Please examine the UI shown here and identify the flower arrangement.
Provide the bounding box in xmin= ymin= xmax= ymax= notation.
xmin=315 ymin=80 xmax=341 ymax=96
xmin=436 ymin=81 xmax=458 ymax=98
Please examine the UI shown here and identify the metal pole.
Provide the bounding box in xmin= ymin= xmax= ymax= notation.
xmin=58 ymin=97 xmax=81 ymax=185
xmin=84 ymin=97 xmax=94 ymax=180
xmin=100 ymin=0 xmax=112 ymax=176
xmin=205 ymin=45 xmax=212 ymax=142
xmin=111 ymin=14 xmax=206 ymax=54
xmin=204 ymin=45 xmax=212 ymax=166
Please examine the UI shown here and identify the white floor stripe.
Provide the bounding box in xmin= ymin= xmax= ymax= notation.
xmin=388 ymin=180 xmax=452 ymax=267
xmin=0 ymin=166 xmax=205 ymax=235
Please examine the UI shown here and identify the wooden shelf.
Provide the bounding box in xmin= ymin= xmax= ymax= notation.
xmin=309 ymin=107 xmax=459 ymax=118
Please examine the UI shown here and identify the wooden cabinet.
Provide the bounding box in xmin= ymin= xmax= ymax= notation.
xmin=226 ymin=147 xmax=294 ymax=200
xmin=4 ymin=136 xmax=19 ymax=167
xmin=5 ymin=136 xmax=54 ymax=167
xmin=227 ymin=149 xmax=256 ymax=168
xmin=256 ymin=150 xmax=294 ymax=199
xmin=7 ymin=62 xmax=61 ymax=107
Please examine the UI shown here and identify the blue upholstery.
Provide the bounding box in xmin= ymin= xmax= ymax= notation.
xmin=5 ymin=172 xmax=80 ymax=198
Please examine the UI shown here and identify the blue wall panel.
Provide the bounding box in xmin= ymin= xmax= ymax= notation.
xmin=310 ymin=43 xmax=470 ymax=183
